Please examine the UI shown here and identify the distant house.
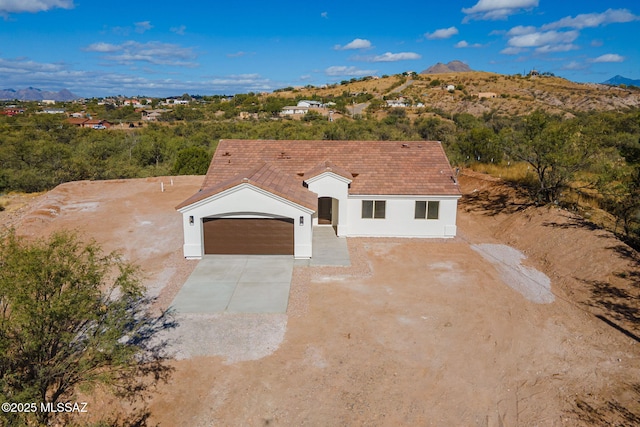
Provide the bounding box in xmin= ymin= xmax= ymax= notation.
xmin=297 ymin=100 xmax=323 ymax=108
xmin=122 ymin=99 xmax=147 ymax=108
xmin=65 ymin=118 xmax=112 ymax=129
xmin=477 ymin=92 xmax=497 ymax=99
xmin=281 ymin=106 xmax=309 ymax=115
xmin=446 ymin=85 xmax=455 ymax=92
xmin=141 ymin=109 xmax=167 ymax=121
xmin=42 ymin=108 xmax=65 ymax=114
xmin=84 ymin=119 xmax=112 ymax=129
xmin=66 ymin=118 xmax=89 ymax=127
xmin=386 ymin=99 xmax=408 ymax=108
xmin=0 ymin=108 xmax=24 ymax=116
xmin=164 ymin=99 xmax=190 ymax=105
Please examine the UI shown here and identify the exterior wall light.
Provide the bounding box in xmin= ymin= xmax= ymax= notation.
xmin=299 ymin=216 xmax=304 ymax=226
xmin=189 ymin=215 xmax=194 ymax=225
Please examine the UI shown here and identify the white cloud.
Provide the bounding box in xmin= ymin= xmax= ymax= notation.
xmin=542 ymin=8 xmax=639 ymax=30
xmin=334 ymin=38 xmax=372 ymax=50
xmin=226 ymin=51 xmax=247 ymax=58
xmin=0 ymin=57 xmax=66 ymax=74
xmin=320 ymin=11 xmax=328 ymax=19
xmin=0 ymin=0 xmax=73 ymax=14
xmin=425 ymin=27 xmax=458 ymax=40
xmin=84 ymin=42 xmax=120 ymax=53
xmin=503 ymin=29 xmax=579 ymax=56
xmin=535 ymin=44 xmax=578 ymax=53
xmin=0 ymin=56 xmax=280 ymax=97
xmin=84 ymin=41 xmax=198 ymax=67
xmin=506 ymin=25 xmax=537 ymax=36
xmin=455 ymin=40 xmax=483 ymax=48
xmin=591 ymin=53 xmax=624 ymax=63
xmin=325 ymin=66 xmax=377 ymax=77
xmin=500 ymin=47 xmax=526 ymax=55
xmin=462 ymin=0 xmax=538 ymax=21
xmin=134 ymin=21 xmax=153 ymax=34
xmin=508 ymin=30 xmax=579 ymax=48
xmin=367 ymin=52 xmax=421 ymax=62
xmin=171 ymin=25 xmax=186 ymax=35
xmin=561 ymin=61 xmax=588 ymax=71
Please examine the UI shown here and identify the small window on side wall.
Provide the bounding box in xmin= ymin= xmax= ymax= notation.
xmin=415 ymin=201 xmax=439 ymax=219
xmin=362 ymin=200 xmax=386 ymax=219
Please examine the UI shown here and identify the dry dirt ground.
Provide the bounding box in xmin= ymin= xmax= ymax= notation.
xmin=1 ymin=172 xmax=639 ymax=426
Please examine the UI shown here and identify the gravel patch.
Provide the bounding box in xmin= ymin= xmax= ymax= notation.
xmin=471 ymin=243 xmax=554 ymax=304
xmin=163 ymin=313 xmax=287 ymax=364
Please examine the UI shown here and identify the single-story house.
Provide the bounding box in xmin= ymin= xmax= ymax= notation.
xmin=176 ymin=140 xmax=461 ymax=259
xmin=297 ymin=100 xmax=323 ymax=108
xmin=386 ymin=99 xmax=409 ymax=108
xmin=141 ymin=109 xmax=167 ymax=121
xmin=281 ymin=106 xmax=309 ymax=115
xmin=65 ymin=118 xmax=112 ymax=128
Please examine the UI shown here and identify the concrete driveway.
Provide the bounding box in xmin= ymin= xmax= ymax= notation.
xmin=171 ymin=255 xmax=293 ymax=314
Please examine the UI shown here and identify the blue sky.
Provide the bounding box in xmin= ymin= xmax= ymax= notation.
xmin=0 ymin=0 xmax=638 ymax=97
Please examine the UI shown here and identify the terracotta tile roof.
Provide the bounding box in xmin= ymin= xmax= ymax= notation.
xmin=204 ymin=139 xmax=460 ymax=193
xmin=176 ymin=162 xmax=318 ymax=210
xmin=179 ymin=139 xmax=460 ymax=210
xmin=66 ymin=118 xmax=87 ymax=125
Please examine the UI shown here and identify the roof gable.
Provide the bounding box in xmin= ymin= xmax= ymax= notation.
xmin=304 ymin=160 xmax=354 ymax=182
xmin=176 ymin=162 xmax=317 ymax=211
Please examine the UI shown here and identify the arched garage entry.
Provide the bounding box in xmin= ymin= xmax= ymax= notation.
xmin=203 ymin=216 xmax=294 ymax=255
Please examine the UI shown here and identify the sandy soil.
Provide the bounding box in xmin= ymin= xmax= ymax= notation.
xmin=1 ymin=171 xmax=639 ymax=426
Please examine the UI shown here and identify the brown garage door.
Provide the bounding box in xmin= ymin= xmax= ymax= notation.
xmin=203 ymin=218 xmax=294 ymax=255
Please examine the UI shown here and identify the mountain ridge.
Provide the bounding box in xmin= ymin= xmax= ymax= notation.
xmin=0 ymin=87 xmax=79 ymax=101
xmin=603 ymin=75 xmax=640 ymax=87
xmin=421 ymin=60 xmax=473 ymax=74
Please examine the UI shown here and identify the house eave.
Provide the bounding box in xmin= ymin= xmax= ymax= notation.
xmin=304 ymin=171 xmax=353 ymax=185
xmin=178 ymin=182 xmax=317 ymax=215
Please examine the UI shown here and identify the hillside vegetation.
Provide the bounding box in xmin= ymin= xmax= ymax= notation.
xmin=1 ymin=72 xmax=639 ymax=245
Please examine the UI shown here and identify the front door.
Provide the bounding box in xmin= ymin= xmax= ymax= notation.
xmin=318 ymin=197 xmax=332 ymax=225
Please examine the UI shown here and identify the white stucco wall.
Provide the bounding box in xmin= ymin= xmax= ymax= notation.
xmin=346 ymin=196 xmax=459 ymax=238
xmin=305 ymin=172 xmax=351 ymax=236
xmin=178 ymin=184 xmax=314 ymax=259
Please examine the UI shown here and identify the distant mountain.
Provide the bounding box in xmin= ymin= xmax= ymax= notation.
xmin=602 ymin=75 xmax=640 ymax=87
xmin=421 ymin=60 xmax=473 ymax=74
xmin=0 ymin=87 xmax=79 ymax=101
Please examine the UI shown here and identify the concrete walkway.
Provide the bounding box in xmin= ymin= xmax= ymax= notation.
xmin=309 ymin=226 xmax=351 ymax=267
xmin=171 ymin=255 xmax=293 ymax=314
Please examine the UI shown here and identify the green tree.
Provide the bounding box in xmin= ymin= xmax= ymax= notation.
xmin=597 ymin=163 xmax=640 ymax=238
xmin=459 ymin=127 xmax=503 ymax=163
xmin=507 ymin=111 xmax=597 ymax=203
xmin=173 ymin=146 xmax=211 ymax=175
xmin=299 ymin=110 xmax=321 ymax=122
xmin=0 ymin=231 xmax=175 ymax=426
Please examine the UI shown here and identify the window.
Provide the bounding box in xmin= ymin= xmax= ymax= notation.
xmin=414 ymin=201 xmax=426 ymax=219
xmin=427 ymin=201 xmax=439 ymax=219
xmin=415 ymin=201 xmax=439 ymax=219
xmin=362 ymin=200 xmax=386 ymax=219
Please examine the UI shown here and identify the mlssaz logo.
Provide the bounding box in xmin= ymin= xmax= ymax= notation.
xmin=40 ymin=402 xmax=88 ymax=413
